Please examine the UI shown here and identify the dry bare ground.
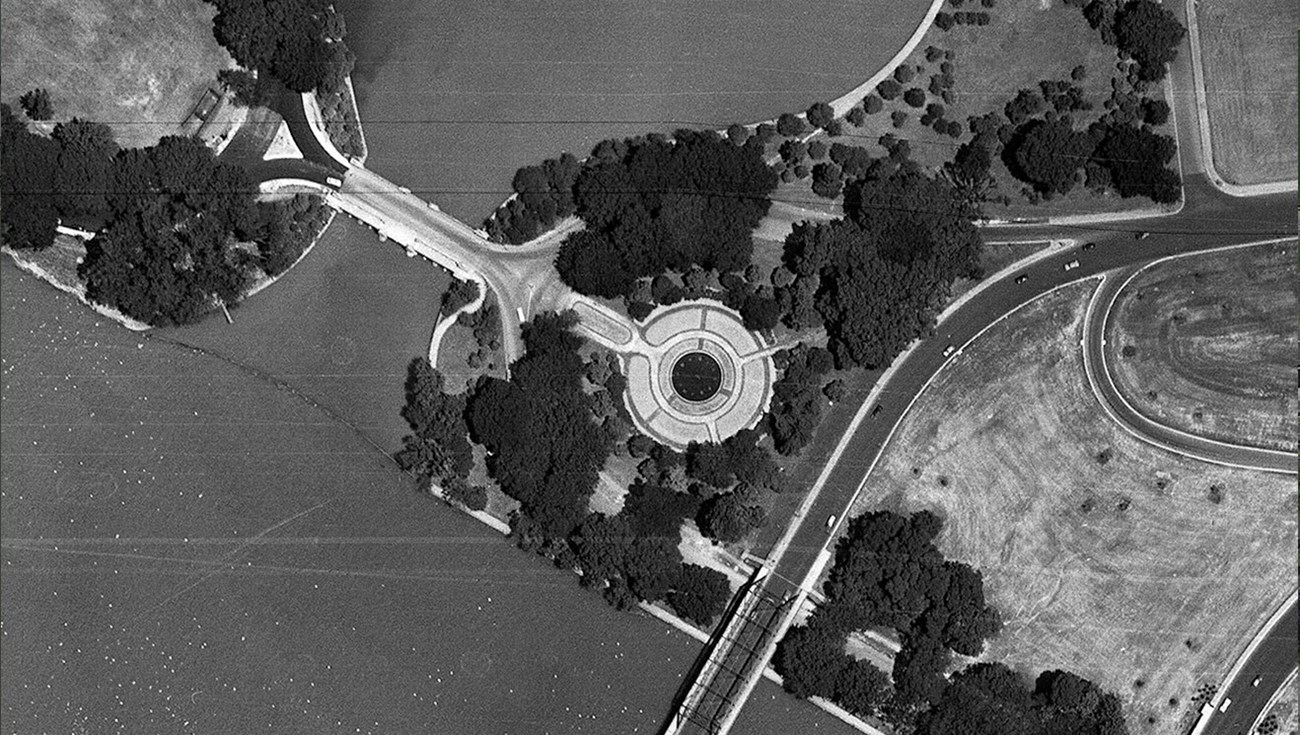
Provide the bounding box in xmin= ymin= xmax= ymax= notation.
xmin=1198 ymin=0 xmax=1299 ymax=185
xmin=851 ymin=280 xmax=1297 ymax=735
xmin=1106 ymin=241 xmax=1298 ymax=452
xmin=0 ymin=0 xmax=233 ymax=148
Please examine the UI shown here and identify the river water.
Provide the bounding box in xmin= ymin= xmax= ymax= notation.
xmin=0 ymin=235 xmax=847 ymax=733
xmin=0 ymin=0 xmax=917 ymax=729
xmin=335 ymin=0 xmax=924 ymax=225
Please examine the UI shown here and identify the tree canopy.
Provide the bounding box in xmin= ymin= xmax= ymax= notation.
xmin=466 ymin=311 xmax=612 ymax=538
xmin=554 ymin=130 xmax=777 ymax=297
xmin=1113 ymin=0 xmax=1185 ymax=82
xmin=204 ymin=0 xmax=355 ymax=93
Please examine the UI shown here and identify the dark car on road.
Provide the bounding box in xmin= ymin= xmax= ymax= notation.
xmin=1082 ymin=242 xmax=1096 ymax=251
xmin=1015 ymin=274 xmax=1028 ymax=284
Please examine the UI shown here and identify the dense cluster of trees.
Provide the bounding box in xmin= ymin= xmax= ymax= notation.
xmin=1076 ymin=0 xmax=1185 ymax=82
xmin=774 ymin=509 xmax=1127 ymax=732
xmin=395 ymin=357 xmax=483 ymax=508
xmin=447 ymin=316 xmax=738 ymax=624
xmin=466 ymin=311 xmax=613 ymax=538
xmin=780 ymin=160 xmax=983 ymax=369
xmin=483 ymin=153 xmax=582 ymax=244
xmin=917 ymin=664 xmax=1129 ymax=735
xmin=1 ymin=105 xmax=334 ymax=324
xmin=981 ymin=71 xmax=1181 ymax=204
xmin=204 ymin=0 xmax=355 ymax=93
xmin=776 ymin=510 xmax=1001 ymax=720
xmin=255 ymin=193 xmax=331 ymax=276
xmin=766 ymin=344 xmax=836 ymax=455
xmin=553 ymin=130 xmax=777 ymax=298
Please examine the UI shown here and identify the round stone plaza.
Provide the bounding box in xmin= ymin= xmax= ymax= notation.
xmin=567 ymin=297 xmax=775 ymax=450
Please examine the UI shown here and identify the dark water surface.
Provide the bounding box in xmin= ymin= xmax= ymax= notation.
xmin=336 ymin=0 xmax=927 ymax=224
xmin=1 ymin=247 xmax=848 ymax=733
xmin=0 ymin=0 xmax=920 ymax=728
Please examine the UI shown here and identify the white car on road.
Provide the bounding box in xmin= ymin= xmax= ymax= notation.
xmin=1064 ymin=260 xmax=1080 ymax=271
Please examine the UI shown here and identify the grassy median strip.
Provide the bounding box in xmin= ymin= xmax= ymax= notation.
xmin=1106 ymin=241 xmax=1298 ymax=452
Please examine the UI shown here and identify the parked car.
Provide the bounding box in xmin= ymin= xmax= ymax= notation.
xmin=1219 ymin=698 xmax=1232 ymax=712
xmin=942 ymin=344 xmax=957 ymax=357
xmin=326 ymin=176 xmax=343 ymax=187
xmin=1081 ymin=242 xmax=1096 ymax=251
xmin=1135 ymin=231 xmax=1150 ymax=240
xmin=826 ymin=514 xmax=837 ymax=530
xmin=1252 ymin=676 xmax=1262 ymax=687
xmin=1064 ymin=260 xmax=1080 ymax=271
xmin=1015 ymin=274 xmax=1029 ymax=284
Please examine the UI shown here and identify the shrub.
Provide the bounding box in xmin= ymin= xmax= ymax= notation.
xmin=846 ymin=107 xmax=866 ymax=126
xmin=807 ymin=140 xmax=829 ymax=160
xmin=891 ymin=110 xmax=908 ymax=128
xmin=935 ymin=11 xmax=954 ymax=30
xmin=777 ymin=112 xmax=807 ymax=137
xmin=18 ymin=88 xmax=53 ymax=120
xmin=925 ymin=46 xmax=944 ymax=63
xmin=806 ymin=101 xmax=835 ymax=130
xmin=893 ymin=65 xmax=916 ymax=84
xmin=863 ymin=94 xmax=884 ymax=114
xmin=903 ymin=88 xmax=927 ymax=108
xmin=876 ymin=79 xmax=903 ymax=101
xmin=727 ymin=123 xmax=750 ymax=146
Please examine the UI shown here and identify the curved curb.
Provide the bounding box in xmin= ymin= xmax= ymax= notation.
xmin=301 ymin=91 xmax=355 ymax=170
xmin=1192 ymin=590 xmax=1299 ymax=735
xmin=1183 ymin=0 xmax=1299 ymax=198
xmin=1247 ymin=666 xmax=1300 ymax=735
xmin=428 ymin=277 xmax=488 ymax=367
xmin=1087 ymin=239 xmax=1297 ymax=473
xmin=477 ymin=0 xmax=941 ymax=246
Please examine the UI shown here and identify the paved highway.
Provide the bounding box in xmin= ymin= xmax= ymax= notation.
xmin=259 ymin=74 xmax=1296 ymax=735
xmin=1198 ymin=603 xmax=1298 ymax=735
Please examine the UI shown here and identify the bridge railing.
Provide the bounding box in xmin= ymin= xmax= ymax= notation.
xmin=663 ymin=566 xmax=795 ymax=735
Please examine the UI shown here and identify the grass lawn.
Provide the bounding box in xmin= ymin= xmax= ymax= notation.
xmin=1198 ymin=0 xmax=1299 ymax=185
xmin=843 ymin=280 xmax=1297 ymax=735
xmin=1106 ymin=241 xmax=1298 ymax=452
xmin=0 ymin=0 xmax=233 ymax=148
xmin=817 ymin=0 xmax=1174 ymax=220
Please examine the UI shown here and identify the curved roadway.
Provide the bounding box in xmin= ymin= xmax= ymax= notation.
xmin=253 ymin=69 xmax=1296 ymax=735
xmin=1085 ymin=260 xmax=1297 ymax=474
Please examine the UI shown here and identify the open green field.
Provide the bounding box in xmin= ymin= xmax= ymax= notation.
xmin=846 ymin=280 xmax=1297 ymax=735
xmin=1198 ymin=0 xmax=1299 ymax=185
xmin=0 ymin=0 xmax=233 ymax=148
xmin=1106 ymin=241 xmax=1298 ymax=452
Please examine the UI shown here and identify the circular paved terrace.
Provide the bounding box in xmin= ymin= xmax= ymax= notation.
xmin=569 ymin=297 xmax=775 ymax=450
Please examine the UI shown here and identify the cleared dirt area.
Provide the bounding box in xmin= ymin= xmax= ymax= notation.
xmin=1106 ymin=241 xmax=1298 ymax=452
xmin=1198 ymin=0 xmax=1299 ymax=185
xmin=0 ymin=0 xmax=233 ymax=148
xmin=848 ymin=280 xmax=1298 ymax=735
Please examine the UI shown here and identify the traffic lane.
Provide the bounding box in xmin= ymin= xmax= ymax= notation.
xmin=772 ymin=241 xmax=1123 ymax=586
xmin=769 ymin=227 xmax=1286 ymax=591
xmin=272 ymin=87 xmax=348 ymax=175
xmin=984 ymin=176 xmax=1294 ymax=242
xmin=1202 ymin=603 xmax=1299 ymax=735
